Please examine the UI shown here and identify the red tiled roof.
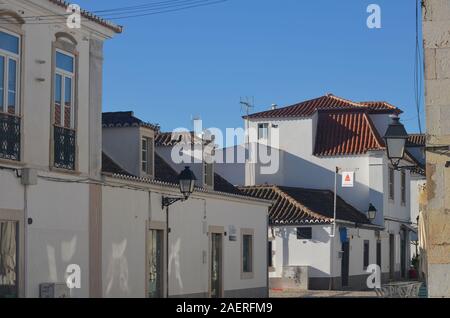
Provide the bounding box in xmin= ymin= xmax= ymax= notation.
xmin=244 ymin=94 xmax=402 ymax=120
xmin=314 ymin=110 xmax=385 ymax=156
xmin=239 ymin=185 xmax=370 ymax=225
xmin=407 ymin=134 xmax=426 ymax=147
xmin=47 ymin=0 xmax=123 ymax=33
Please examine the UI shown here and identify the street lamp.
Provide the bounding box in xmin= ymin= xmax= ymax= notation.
xmin=162 ymin=166 xmax=197 ymax=208
xmin=383 ymin=116 xmax=408 ymax=169
xmin=367 ymin=203 xmax=377 ymax=221
xmin=161 ymin=166 xmax=196 ymax=298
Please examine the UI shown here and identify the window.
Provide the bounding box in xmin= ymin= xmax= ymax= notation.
xmin=243 ymin=235 xmax=253 ymax=273
xmin=241 ymin=229 xmax=254 ymax=279
xmin=376 ymin=240 xmax=382 ymax=268
xmin=53 ymin=49 xmax=76 ymax=170
xmin=54 ymin=51 xmax=75 ymax=129
xmin=401 ymin=170 xmax=406 ymax=205
xmin=141 ymin=137 xmax=154 ymax=176
xmin=0 ymin=30 xmax=20 ymax=115
xmin=268 ymin=241 xmax=273 ymax=268
xmin=258 ymin=123 xmax=269 ymax=140
xmin=297 ymin=227 xmax=312 ymax=240
xmin=363 ymin=240 xmax=370 ymax=270
xmin=0 ymin=30 xmax=21 ymax=161
xmin=389 ymin=167 xmax=395 ymax=200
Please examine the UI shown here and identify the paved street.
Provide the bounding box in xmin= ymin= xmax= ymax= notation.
xmin=270 ymin=289 xmax=378 ymax=298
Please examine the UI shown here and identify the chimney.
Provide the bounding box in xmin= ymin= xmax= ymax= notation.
xmin=271 ymin=104 xmax=278 ymax=110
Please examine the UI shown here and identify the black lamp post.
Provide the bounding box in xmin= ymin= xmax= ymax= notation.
xmin=384 ymin=116 xmax=450 ymax=170
xmin=162 ymin=166 xmax=197 ymax=208
xmin=383 ymin=116 xmax=409 ymax=169
xmin=368 ymin=203 xmax=377 ymax=221
xmin=161 ymin=166 xmax=197 ymax=298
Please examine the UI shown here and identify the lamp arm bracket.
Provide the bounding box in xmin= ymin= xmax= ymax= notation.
xmin=162 ymin=196 xmax=184 ymax=209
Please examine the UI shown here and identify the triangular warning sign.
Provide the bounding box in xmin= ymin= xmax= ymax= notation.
xmin=345 ymin=174 xmax=351 ymax=182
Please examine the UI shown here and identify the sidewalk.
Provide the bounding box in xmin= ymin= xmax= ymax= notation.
xmin=270 ymin=289 xmax=378 ymax=298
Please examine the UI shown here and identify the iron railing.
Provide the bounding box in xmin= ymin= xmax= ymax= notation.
xmin=0 ymin=113 xmax=21 ymax=161
xmin=54 ymin=126 xmax=76 ymax=170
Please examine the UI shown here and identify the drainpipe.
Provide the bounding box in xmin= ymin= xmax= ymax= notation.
xmin=329 ymin=167 xmax=339 ymax=290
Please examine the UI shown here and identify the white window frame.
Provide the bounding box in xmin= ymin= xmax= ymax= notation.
xmin=55 ymin=49 xmax=75 ymax=129
xmin=401 ymin=170 xmax=406 ymax=205
xmin=0 ymin=28 xmax=20 ymax=116
xmin=258 ymin=123 xmax=269 ymax=140
xmin=388 ymin=167 xmax=395 ymax=201
xmin=142 ymin=137 xmax=148 ymax=174
xmin=241 ymin=228 xmax=255 ymax=280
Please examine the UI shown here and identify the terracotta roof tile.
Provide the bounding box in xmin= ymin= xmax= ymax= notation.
xmin=407 ymin=134 xmax=426 ymax=147
xmin=314 ymin=111 xmax=384 ymax=156
xmin=244 ymin=94 xmax=402 ymax=120
xmin=239 ymin=185 xmax=370 ymax=225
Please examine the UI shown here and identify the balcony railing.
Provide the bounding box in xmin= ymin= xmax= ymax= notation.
xmin=54 ymin=125 xmax=76 ymax=170
xmin=0 ymin=113 xmax=21 ymax=161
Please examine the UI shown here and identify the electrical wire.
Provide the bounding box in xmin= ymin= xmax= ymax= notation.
xmin=414 ymin=0 xmax=424 ymax=134
xmin=0 ymin=0 xmax=228 ymax=25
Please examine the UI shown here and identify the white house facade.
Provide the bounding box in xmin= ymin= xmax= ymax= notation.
xmin=101 ymin=112 xmax=271 ymax=298
xmin=0 ymin=0 xmax=121 ymax=298
xmin=240 ymin=94 xmax=419 ymax=290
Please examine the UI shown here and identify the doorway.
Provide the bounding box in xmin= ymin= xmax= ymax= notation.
xmin=210 ymin=231 xmax=223 ymax=298
xmin=147 ymin=229 xmax=164 ymax=298
xmin=389 ymin=234 xmax=395 ymax=279
xmin=0 ymin=221 xmax=19 ymax=298
xmin=400 ymin=231 xmax=406 ymax=278
xmin=341 ymin=242 xmax=350 ymax=287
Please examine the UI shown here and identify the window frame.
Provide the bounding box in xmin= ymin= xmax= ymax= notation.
xmin=240 ymin=228 xmax=255 ymax=280
xmin=140 ymin=132 xmax=154 ymax=177
xmin=401 ymin=170 xmax=406 ymax=206
xmin=54 ymin=49 xmax=75 ymax=130
xmin=257 ymin=123 xmax=269 ymax=140
xmin=388 ymin=167 xmax=395 ymax=201
xmin=297 ymin=227 xmax=313 ymax=240
xmin=0 ymin=28 xmax=20 ymax=116
xmin=363 ymin=240 xmax=370 ymax=270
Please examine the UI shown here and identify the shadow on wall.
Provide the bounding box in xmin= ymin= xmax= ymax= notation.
xmin=253 ymin=146 xmax=383 ymax=218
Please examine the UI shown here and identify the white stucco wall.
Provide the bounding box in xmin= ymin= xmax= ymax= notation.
xmin=102 ymin=182 xmax=269 ymax=298
xmin=270 ymin=224 xmax=396 ymax=287
xmin=0 ymin=170 xmax=91 ymax=298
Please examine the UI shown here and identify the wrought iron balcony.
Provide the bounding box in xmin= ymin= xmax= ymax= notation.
xmin=0 ymin=113 xmax=21 ymax=161
xmin=54 ymin=125 xmax=76 ymax=170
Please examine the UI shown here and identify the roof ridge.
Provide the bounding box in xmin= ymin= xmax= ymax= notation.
xmin=326 ymin=94 xmax=362 ymax=107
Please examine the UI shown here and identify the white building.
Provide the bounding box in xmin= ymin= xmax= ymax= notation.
xmin=406 ymin=134 xmax=426 ymax=260
xmin=0 ymin=0 xmax=121 ymax=298
xmin=0 ymin=0 xmax=270 ymax=299
xmin=102 ymin=112 xmax=271 ymax=298
xmin=239 ymin=94 xmax=420 ymax=290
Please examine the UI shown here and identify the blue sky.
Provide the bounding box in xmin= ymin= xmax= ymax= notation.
xmin=77 ymin=0 xmax=424 ymax=146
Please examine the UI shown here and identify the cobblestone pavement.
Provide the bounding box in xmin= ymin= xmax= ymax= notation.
xmin=270 ymin=289 xmax=378 ymax=298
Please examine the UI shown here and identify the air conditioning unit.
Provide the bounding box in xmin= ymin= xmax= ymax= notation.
xmin=39 ymin=283 xmax=71 ymax=298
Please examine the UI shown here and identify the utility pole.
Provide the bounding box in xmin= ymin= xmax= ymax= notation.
xmin=240 ymin=97 xmax=254 ymax=185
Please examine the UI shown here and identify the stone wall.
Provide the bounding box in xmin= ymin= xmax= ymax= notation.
xmin=422 ymin=0 xmax=450 ymax=298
